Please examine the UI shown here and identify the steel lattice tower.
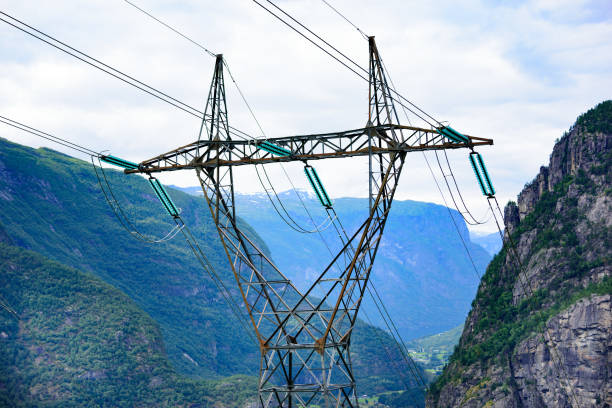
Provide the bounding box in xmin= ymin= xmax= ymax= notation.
xmin=125 ymin=37 xmax=492 ymax=407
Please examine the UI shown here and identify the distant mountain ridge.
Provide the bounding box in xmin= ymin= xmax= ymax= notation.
xmin=469 ymin=231 xmax=502 ymax=256
xmin=170 ymin=187 xmax=493 ymax=340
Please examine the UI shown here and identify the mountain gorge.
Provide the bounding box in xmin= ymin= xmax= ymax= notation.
xmin=427 ymin=101 xmax=611 ymax=407
xmin=0 ymin=137 xmax=425 ymax=406
xmin=227 ymin=192 xmax=493 ymax=341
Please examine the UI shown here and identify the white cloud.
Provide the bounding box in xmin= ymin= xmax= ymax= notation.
xmin=0 ymin=0 xmax=610 ymax=233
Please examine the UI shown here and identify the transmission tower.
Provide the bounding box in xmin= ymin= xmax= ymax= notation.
xmin=124 ymin=37 xmax=492 ymax=407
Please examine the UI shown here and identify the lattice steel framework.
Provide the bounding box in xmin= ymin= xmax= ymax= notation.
xmin=127 ymin=38 xmax=492 ymax=407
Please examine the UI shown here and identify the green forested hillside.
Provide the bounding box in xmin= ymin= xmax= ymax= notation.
xmin=407 ymin=325 xmax=463 ymax=378
xmin=0 ymin=138 xmax=257 ymax=378
xmin=0 ymin=137 xmax=424 ymax=396
xmin=0 ymin=242 xmax=256 ymax=407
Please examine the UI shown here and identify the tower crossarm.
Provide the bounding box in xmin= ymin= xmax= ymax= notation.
xmin=125 ymin=124 xmax=492 ymax=174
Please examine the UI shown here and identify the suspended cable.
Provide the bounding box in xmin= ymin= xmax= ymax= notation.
xmin=366 ymin=289 xmax=426 ymax=389
xmin=0 ymin=115 xmax=100 ymax=157
xmin=91 ymin=156 xmax=184 ymax=243
xmin=433 ymin=150 xmax=491 ymax=226
xmin=368 ymin=284 xmax=428 ymax=388
xmin=0 ymin=295 xmax=19 ymax=320
xmin=227 ymin=61 xmax=335 ymax=233
xmin=330 ymin=214 xmax=428 ymax=391
xmin=294 ymin=193 xmax=426 ymax=393
xmin=250 ymin=0 xmax=442 ymax=128
xmin=250 ymin=0 xmax=369 ymax=83
xmin=95 ymin=159 xmax=255 ymax=340
xmin=379 ymin=51 xmax=484 ymax=280
xmin=0 ymin=112 xmax=252 ymax=339
xmin=0 ymin=112 xmax=253 ymax=340
xmin=262 ymin=0 xmax=368 ymax=77
xmin=0 ymin=115 xmax=184 ymax=244
xmin=360 ymin=307 xmax=425 ymax=407
xmin=123 ymin=0 xmax=216 ymax=58
xmin=0 ymin=12 xmax=252 ymax=141
xmin=319 ymin=0 xmax=369 ymax=40
xmin=254 ymin=165 xmax=335 ymax=234
xmin=442 ymin=150 xmax=492 ymax=223
xmin=422 ymin=152 xmax=482 ymax=280
xmin=178 ymin=220 xmax=257 ymax=343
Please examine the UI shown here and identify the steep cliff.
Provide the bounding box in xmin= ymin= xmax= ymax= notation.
xmin=427 ymin=100 xmax=611 ymax=408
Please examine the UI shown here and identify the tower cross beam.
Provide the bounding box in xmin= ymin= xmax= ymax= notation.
xmin=126 ymin=124 xmax=492 ymax=174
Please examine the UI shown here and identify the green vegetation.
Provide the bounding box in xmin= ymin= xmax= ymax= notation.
xmin=406 ymin=325 xmax=463 ymax=378
xmin=0 ymin=137 xmax=260 ymax=378
xmin=573 ymin=100 xmax=612 ymax=134
xmin=0 ymin=242 xmax=257 ymax=407
xmin=428 ymin=108 xmax=612 ymax=402
xmin=0 ymin=137 xmax=426 ymax=399
xmin=376 ymin=388 xmax=426 ymax=408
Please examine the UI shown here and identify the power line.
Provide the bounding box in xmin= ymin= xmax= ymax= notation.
xmin=380 ymin=50 xmax=484 ymax=280
xmin=0 ymin=13 xmax=201 ymax=118
xmin=436 ymin=150 xmax=492 ymax=226
xmin=422 ymin=150 xmax=482 ymax=281
xmin=0 ymin=11 xmax=253 ymax=141
xmin=0 ymin=112 xmax=255 ymax=341
xmin=120 ymin=0 xmax=340 ymax=235
xmin=123 ymin=0 xmax=216 ymax=58
xmin=0 ymin=115 xmax=101 ymax=157
xmin=91 ymin=156 xmax=185 ymax=243
xmin=250 ymin=0 xmax=442 ymax=128
xmin=262 ymin=0 xmax=368 ymax=77
xmin=250 ymin=0 xmax=369 ymax=82
xmin=367 ymin=284 xmax=428 ymax=388
xmin=432 ymin=150 xmax=491 ymax=226
xmin=319 ymin=0 xmax=369 ymax=40
xmin=178 ymin=220 xmax=257 ymax=343
xmin=360 ymin=307 xmax=425 ymax=408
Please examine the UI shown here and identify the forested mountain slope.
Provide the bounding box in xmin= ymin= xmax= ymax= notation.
xmin=0 ymin=242 xmax=257 ymax=407
xmin=0 ymin=137 xmax=423 ymax=395
xmin=427 ymin=101 xmax=611 ymax=407
xmin=0 ymin=138 xmax=258 ymax=378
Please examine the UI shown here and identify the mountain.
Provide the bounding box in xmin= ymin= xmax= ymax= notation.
xmin=469 ymin=231 xmax=502 ymax=256
xmin=0 ymin=138 xmax=258 ymax=378
xmin=0 ymin=137 xmax=424 ymax=396
xmin=226 ymin=192 xmax=492 ymax=340
xmin=427 ymin=101 xmax=612 ymax=407
xmin=0 ymin=241 xmax=256 ymax=407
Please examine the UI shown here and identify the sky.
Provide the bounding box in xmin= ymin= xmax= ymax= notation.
xmin=1 ymin=0 xmax=610 ymax=233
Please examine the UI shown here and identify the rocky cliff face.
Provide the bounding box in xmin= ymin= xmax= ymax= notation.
xmin=427 ymin=100 xmax=611 ymax=408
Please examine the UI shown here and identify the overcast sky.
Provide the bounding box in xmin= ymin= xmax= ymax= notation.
xmin=1 ymin=0 xmax=610 ymax=232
